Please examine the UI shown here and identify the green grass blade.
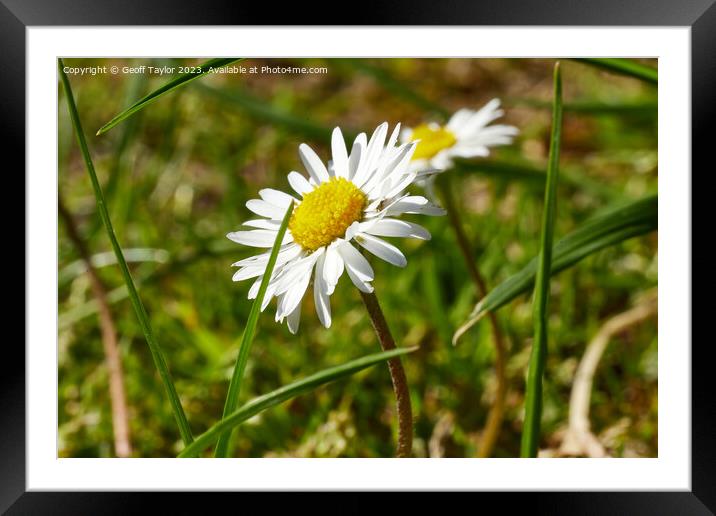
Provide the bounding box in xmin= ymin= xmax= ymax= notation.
xmin=453 ymin=159 xmax=620 ymax=201
xmin=58 ymin=59 xmax=194 ymax=445
xmin=572 ymin=58 xmax=658 ymax=85
xmin=96 ymin=58 xmax=242 ymax=135
xmin=340 ymin=59 xmax=450 ymax=119
xmin=520 ymin=62 xmax=562 ymax=457
xmin=453 ymin=194 xmax=657 ymax=344
xmin=510 ymin=98 xmax=657 ymax=116
xmin=213 ymin=204 xmax=293 ymax=457
xmin=197 ymin=83 xmax=335 ymax=141
xmin=179 ymin=346 xmax=417 ymax=458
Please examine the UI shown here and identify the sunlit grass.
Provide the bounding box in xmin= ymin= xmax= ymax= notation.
xmin=58 ymin=57 xmax=658 ymax=458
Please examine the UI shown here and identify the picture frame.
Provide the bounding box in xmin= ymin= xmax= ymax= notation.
xmin=6 ymin=0 xmax=710 ymax=511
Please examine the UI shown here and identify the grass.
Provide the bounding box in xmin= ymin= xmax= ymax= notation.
xmin=96 ymin=58 xmax=243 ymax=135
xmin=453 ymin=195 xmax=657 ymax=343
xmin=213 ymin=204 xmax=292 ymax=457
xmin=521 ymin=62 xmax=563 ymax=457
xmin=572 ymin=58 xmax=658 ymax=85
xmin=179 ymin=347 xmax=417 ymax=458
xmin=58 ymin=57 xmax=658 ymax=458
xmin=59 ymin=58 xmax=194 ymax=445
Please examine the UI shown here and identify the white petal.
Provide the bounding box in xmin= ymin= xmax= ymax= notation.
xmin=259 ymin=188 xmax=295 ymax=208
xmin=344 ymin=266 xmax=373 ymax=293
xmin=287 ymin=171 xmax=313 ymax=196
xmin=299 ymin=143 xmax=330 ymax=184
xmin=355 ymin=233 xmax=407 ymax=267
xmin=446 ymin=146 xmax=490 ymax=159
xmin=365 ymin=218 xmax=431 ymax=240
xmin=456 ymin=99 xmax=504 ymax=138
xmin=337 ymin=242 xmax=374 ymax=282
xmin=331 ymin=127 xmax=349 ymax=179
xmin=248 ymin=275 xmax=263 ymax=298
xmin=227 ymin=229 xmax=292 ymax=248
xmin=280 ymin=268 xmax=312 ymax=320
xmin=231 ymin=243 xmax=302 ymax=267
xmin=273 ymin=248 xmax=323 ymax=296
xmin=247 ymin=273 xmax=283 ymax=312
xmin=385 ymin=195 xmax=446 ymax=216
xmin=232 ymin=265 xmax=264 ymax=282
xmin=322 ymin=244 xmax=344 ymax=294
xmin=361 ymin=122 xmax=389 ymax=185
xmin=344 ymin=220 xmax=361 ymax=241
xmin=399 ymin=127 xmax=414 ymax=144
xmin=363 ymin=142 xmax=415 ymax=196
xmin=246 ymin=199 xmax=285 ymax=220
xmin=380 ymin=170 xmax=419 ymax=200
xmin=286 ymin=299 xmax=302 ymax=334
xmin=347 ymin=132 xmax=367 ymax=182
xmin=242 ymin=219 xmax=281 ymax=230
xmin=385 ymin=123 xmax=401 ymax=153
xmin=446 ymin=108 xmax=475 ymax=133
xmin=313 ymin=253 xmax=332 ymax=328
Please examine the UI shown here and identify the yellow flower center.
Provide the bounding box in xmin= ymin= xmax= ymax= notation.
xmin=289 ymin=177 xmax=367 ymax=251
xmin=409 ymin=124 xmax=457 ymax=161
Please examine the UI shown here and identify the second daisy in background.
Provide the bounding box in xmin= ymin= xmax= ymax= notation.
xmin=402 ymin=99 xmax=518 ymax=458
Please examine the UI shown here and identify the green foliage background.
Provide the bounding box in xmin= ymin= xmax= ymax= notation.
xmin=58 ymin=58 xmax=657 ymax=458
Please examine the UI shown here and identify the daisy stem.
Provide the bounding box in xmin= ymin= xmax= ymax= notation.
xmin=437 ymin=177 xmax=507 ymax=459
xmin=359 ymin=290 xmax=413 ymax=458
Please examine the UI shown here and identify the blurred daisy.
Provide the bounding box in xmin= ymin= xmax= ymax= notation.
xmin=401 ymin=99 xmax=518 ymax=187
xmin=227 ymin=123 xmax=445 ymax=334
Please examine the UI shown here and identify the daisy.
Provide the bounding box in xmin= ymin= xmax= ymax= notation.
xmin=400 ymin=99 xmax=519 ymax=175
xmin=227 ymin=122 xmax=445 ymax=334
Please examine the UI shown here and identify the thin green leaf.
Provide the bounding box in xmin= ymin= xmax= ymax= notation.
xmin=452 ymin=159 xmax=620 ymax=201
xmin=85 ymin=70 xmax=149 ymax=241
xmin=179 ymin=346 xmax=418 ymax=458
xmin=453 ymin=194 xmax=657 ymax=344
xmin=58 ymin=59 xmax=194 ymax=445
xmin=96 ymin=58 xmax=242 ymax=135
xmin=197 ymin=83 xmax=335 ymax=141
xmin=213 ymin=204 xmax=293 ymax=457
xmin=521 ymin=62 xmax=563 ymax=458
xmin=340 ymin=58 xmax=450 ymax=119
xmin=572 ymin=58 xmax=658 ymax=85
xmin=511 ymin=98 xmax=657 ymax=116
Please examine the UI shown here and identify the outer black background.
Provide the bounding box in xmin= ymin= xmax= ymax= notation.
xmin=3 ymin=0 xmax=711 ymax=513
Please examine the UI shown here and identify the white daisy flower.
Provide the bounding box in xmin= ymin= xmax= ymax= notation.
xmin=401 ymin=98 xmax=519 ymax=174
xmin=227 ymin=122 xmax=445 ymax=334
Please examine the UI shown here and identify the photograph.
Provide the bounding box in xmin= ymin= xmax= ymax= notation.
xmin=57 ymin=56 xmax=659 ymax=459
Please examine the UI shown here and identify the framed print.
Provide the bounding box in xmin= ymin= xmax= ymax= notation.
xmin=5 ymin=0 xmax=712 ymax=512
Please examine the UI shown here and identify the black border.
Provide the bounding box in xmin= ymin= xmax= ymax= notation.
xmin=6 ymin=1 xmax=712 ymax=512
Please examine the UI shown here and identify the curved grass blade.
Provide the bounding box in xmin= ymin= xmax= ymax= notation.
xmin=572 ymin=58 xmax=657 ymax=85
xmin=340 ymin=58 xmax=450 ymax=119
xmin=197 ymin=83 xmax=335 ymax=141
xmin=453 ymin=159 xmax=620 ymax=201
xmin=214 ymin=204 xmax=293 ymax=457
xmin=511 ymin=98 xmax=657 ymax=117
xmin=58 ymin=59 xmax=194 ymax=445
xmin=521 ymin=62 xmax=563 ymax=458
xmin=96 ymin=57 xmax=242 ymax=135
xmin=453 ymin=194 xmax=657 ymax=345
xmin=179 ymin=346 xmax=417 ymax=458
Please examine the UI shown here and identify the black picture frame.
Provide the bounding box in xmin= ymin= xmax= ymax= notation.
xmin=5 ymin=0 xmax=710 ymax=512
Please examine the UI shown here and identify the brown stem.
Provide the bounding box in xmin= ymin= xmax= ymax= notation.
xmin=359 ymin=290 xmax=413 ymax=457
xmin=438 ymin=178 xmax=507 ymax=458
xmin=59 ymin=197 xmax=133 ymax=458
